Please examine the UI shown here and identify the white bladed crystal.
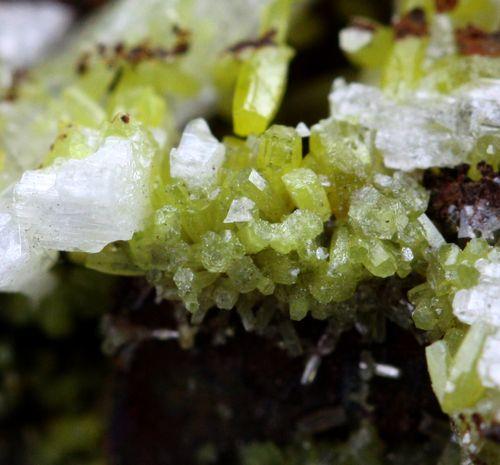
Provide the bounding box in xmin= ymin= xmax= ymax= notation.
xmin=223 ymin=197 xmax=256 ymax=223
xmin=459 ymin=79 xmax=500 ymax=136
xmin=453 ymin=249 xmax=500 ymax=327
xmin=13 ymin=132 xmax=155 ymax=253
xmin=170 ymin=118 xmax=225 ymax=191
xmin=327 ymin=79 xmax=500 ymax=170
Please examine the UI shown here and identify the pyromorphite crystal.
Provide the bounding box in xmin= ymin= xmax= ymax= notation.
xmin=61 ymin=86 xmax=106 ymax=128
xmin=257 ymin=124 xmax=302 ymax=176
xmin=440 ymin=322 xmax=488 ymax=413
xmin=425 ymin=340 xmax=450 ymax=404
xmin=13 ymin=120 xmax=157 ymax=253
xmin=233 ymin=46 xmax=294 ymax=136
xmin=200 ymin=230 xmax=245 ymax=273
xmin=382 ymin=37 xmax=428 ymax=95
xmin=348 ymin=186 xmax=408 ymax=240
xmin=282 ymin=168 xmax=331 ymax=221
xmin=169 ymin=118 xmax=226 ymax=191
xmin=451 ymin=0 xmax=500 ymax=31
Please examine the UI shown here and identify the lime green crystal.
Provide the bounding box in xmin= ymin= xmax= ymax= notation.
xmin=427 ymin=323 xmax=488 ymax=414
xmin=233 ymin=46 xmax=294 ymax=136
xmin=282 ymin=168 xmax=331 ymax=221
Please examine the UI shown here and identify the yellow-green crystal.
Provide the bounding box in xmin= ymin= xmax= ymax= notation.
xmin=233 ymin=46 xmax=294 ymax=136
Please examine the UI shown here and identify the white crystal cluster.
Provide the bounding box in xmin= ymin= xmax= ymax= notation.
xmin=453 ymin=249 xmax=500 ymax=388
xmin=0 ymin=128 xmax=156 ymax=292
xmin=170 ymin=118 xmax=225 ymax=191
xmin=328 ymin=78 xmax=500 ymax=170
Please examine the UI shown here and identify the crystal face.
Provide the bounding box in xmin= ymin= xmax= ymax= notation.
xmin=223 ymin=197 xmax=256 ymax=223
xmin=233 ymin=46 xmax=294 ymax=136
xmin=478 ymin=329 xmax=500 ymax=389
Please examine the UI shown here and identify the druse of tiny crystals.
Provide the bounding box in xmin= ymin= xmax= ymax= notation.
xmin=334 ymin=1 xmax=500 ymax=459
xmin=128 ymin=117 xmax=435 ymax=318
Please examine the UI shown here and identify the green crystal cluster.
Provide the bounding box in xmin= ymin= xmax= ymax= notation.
xmin=337 ymin=1 xmax=500 ymax=460
xmin=90 ymin=120 xmax=433 ymax=320
xmin=410 ymin=241 xmax=492 ymax=409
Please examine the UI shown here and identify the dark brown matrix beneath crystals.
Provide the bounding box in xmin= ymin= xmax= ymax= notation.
xmin=424 ymin=163 xmax=500 ymax=243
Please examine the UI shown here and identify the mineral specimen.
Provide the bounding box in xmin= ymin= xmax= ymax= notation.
xmin=1 ymin=0 xmax=500 ymax=463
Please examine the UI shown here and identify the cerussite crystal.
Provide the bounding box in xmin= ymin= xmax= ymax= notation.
xmin=169 ymin=118 xmax=226 ymax=191
xmin=14 ymin=125 xmax=156 ymax=253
